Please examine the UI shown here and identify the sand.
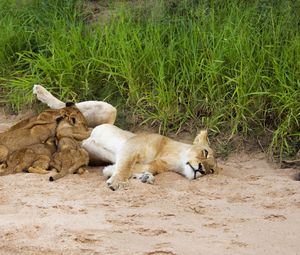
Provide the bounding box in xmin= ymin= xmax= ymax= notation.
xmin=0 ymin=111 xmax=299 ymax=255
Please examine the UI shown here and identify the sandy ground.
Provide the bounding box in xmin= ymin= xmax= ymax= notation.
xmin=0 ymin=111 xmax=299 ymax=255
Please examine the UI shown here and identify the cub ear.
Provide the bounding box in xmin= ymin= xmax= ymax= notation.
xmin=70 ymin=117 xmax=76 ymax=125
xmin=193 ymin=130 xmax=209 ymax=146
xmin=56 ymin=116 xmax=64 ymax=123
xmin=65 ymin=102 xmax=75 ymax=107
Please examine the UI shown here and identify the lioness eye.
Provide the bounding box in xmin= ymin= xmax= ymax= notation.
xmin=204 ymin=149 xmax=208 ymax=158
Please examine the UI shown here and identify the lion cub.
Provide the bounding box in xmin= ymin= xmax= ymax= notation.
xmin=0 ymin=138 xmax=56 ymax=176
xmin=9 ymin=102 xmax=90 ymax=141
xmin=49 ymin=136 xmax=89 ymax=181
xmin=0 ymin=118 xmax=57 ymax=165
xmin=0 ymin=104 xmax=91 ymax=177
xmin=0 ymin=103 xmax=90 ymax=166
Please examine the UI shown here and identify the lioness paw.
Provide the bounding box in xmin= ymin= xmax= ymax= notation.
xmin=134 ymin=171 xmax=155 ymax=184
xmin=103 ymin=165 xmax=116 ymax=178
xmin=107 ymin=180 xmax=129 ymax=191
xmin=106 ymin=176 xmax=128 ymax=191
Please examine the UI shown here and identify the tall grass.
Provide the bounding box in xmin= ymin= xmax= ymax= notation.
xmin=0 ymin=0 xmax=299 ymax=158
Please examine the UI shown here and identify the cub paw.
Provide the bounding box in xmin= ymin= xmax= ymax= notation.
xmin=77 ymin=167 xmax=89 ymax=175
xmin=0 ymin=163 xmax=7 ymax=169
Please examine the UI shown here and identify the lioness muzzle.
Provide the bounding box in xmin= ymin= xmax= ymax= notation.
xmin=186 ymin=162 xmax=206 ymax=179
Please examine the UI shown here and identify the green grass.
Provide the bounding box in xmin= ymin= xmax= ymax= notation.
xmin=0 ymin=0 xmax=299 ymax=159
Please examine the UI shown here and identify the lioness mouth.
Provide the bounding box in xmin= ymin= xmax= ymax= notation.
xmin=186 ymin=162 xmax=206 ymax=179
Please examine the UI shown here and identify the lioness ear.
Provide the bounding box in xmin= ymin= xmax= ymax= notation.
xmin=193 ymin=130 xmax=209 ymax=146
xmin=66 ymin=102 xmax=75 ymax=107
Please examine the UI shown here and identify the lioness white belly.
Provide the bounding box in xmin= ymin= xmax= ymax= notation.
xmin=82 ymin=124 xmax=134 ymax=163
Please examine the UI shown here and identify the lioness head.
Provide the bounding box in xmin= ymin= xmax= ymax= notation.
xmin=183 ymin=130 xmax=219 ymax=180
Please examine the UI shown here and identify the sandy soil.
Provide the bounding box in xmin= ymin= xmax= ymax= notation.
xmin=0 ymin=111 xmax=299 ymax=255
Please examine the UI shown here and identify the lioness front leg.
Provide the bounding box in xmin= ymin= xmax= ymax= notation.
xmin=132 ymin=159 xmax=171 ymax=184
xmin=104 ymin=164 xmax=155 ymax=184
xmin=107 ymin=155 xmax=139 ymax=191
xmin=107 ymin=158 xmax=171 ymax=189
xmin=133 ymin=171 xmax=155 ymax=184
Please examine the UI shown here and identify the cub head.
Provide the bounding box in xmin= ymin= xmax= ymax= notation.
xmin=60 ymin=102 xmax=87 ymax=126
xmin=183 ymin=130 xmax=219 ymax=180
xmin=55 ymin=104 xmax=91 ymax=141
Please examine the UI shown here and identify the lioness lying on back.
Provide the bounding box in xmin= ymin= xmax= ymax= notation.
xmin=82 ymin=124 xmax=220 ymax=190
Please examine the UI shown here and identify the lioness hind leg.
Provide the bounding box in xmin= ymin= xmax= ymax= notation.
xmin=33 ymin=84 xmax=65 ymax=109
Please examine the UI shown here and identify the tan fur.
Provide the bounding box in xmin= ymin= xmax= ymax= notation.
xmin=9 ymin=104 xmax=90 ymax=141
xmin=106 ymin=130 xmax=220 ymax=190
xmin=0 ymin=138 xmax=56 ymax=176
xmin=49 ymin=136 xmax=89 ymax=181
xmin=9 ymin=109 xmax=64 ymax=131
xmin=0 ymin=104 xmax=90 ymax=173
xmin=0 ymin=119 xmax=57 ymax=164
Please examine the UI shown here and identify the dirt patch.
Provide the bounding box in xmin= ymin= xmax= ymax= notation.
xmin=0 ymin=111 xmax=299 ymax=255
